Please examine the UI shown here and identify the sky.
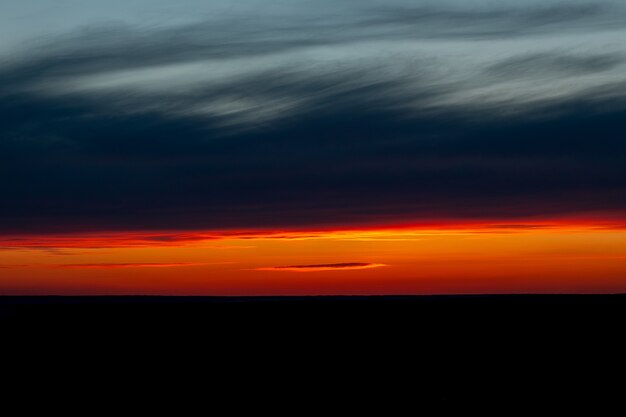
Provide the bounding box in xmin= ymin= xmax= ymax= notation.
xmin=1 ymin=0 xmax=626 ymax=295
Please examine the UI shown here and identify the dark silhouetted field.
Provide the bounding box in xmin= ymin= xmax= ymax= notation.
xmin=2 ymin=295 xmax=624 ymax=408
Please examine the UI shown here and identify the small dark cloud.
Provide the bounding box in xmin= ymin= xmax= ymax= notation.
xmin=256 ymin=263 xmax=387 ymax=271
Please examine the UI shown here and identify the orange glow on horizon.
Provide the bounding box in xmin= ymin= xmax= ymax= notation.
xmin=2 ymin=218 xmax=626 ymax=248
xmin=1 ymin=219 xmax=626 ymax=295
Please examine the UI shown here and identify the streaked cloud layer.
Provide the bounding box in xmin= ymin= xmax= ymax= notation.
xmin=2 ymin=0 xmax=626 ymax=234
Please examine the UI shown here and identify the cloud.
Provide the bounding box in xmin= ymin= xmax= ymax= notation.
xmin=0 ymin=233 xmax=220 ymax=250
xmin=0 ymin=260 xmax=232 ymax=269
xmin=485 ymin=53 xmax=624 ymax=79
xmin=2 ymin=222 xmax=625 ymax=251
xmin=3 ymin=2 xmax=616 ymax=82
xmin=255 ymin=263 xmax=387 ymax=272
xmin=50 ymin=262 xmax=210 ymax=269
xmin=365 ymin=2 xmax=617 ymax=39
xmin=1 ymin=2 xmax=626 ymax=235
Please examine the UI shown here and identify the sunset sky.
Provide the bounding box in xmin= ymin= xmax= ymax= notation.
xmin=1 ymin=0 xmax=626 ymax=295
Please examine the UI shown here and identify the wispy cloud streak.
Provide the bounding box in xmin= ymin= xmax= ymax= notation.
xmin=255 ymin=263 xmax=387 ymax=272
xmin=50 ymin=262 xmax=211 ymax=269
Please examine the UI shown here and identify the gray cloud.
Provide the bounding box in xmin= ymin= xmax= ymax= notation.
xmin=365 ymin=3 xmax=617 ymax=39
xmin=1 ymin=1 xmax=626 ymax=234
xmin=2 ymin=2 xmax=623 ymax=89
xmin=486 ymin=53 xmax=624 ymax=79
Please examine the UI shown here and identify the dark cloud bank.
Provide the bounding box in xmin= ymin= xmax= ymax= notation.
xmin=1 ymin=2 xmax=626 ymax=235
